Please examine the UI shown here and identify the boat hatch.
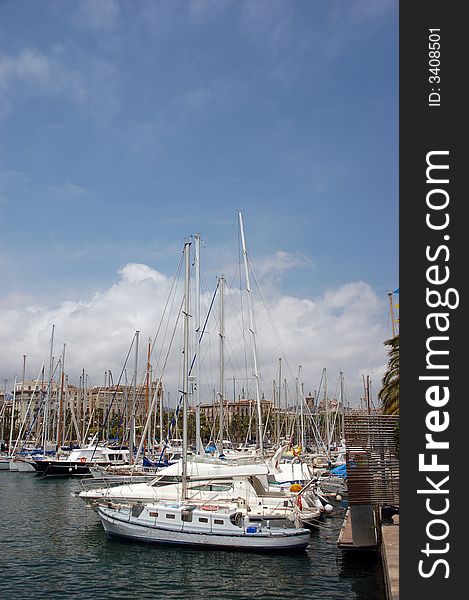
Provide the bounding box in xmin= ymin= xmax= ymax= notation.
xmin=131 ymin=503 xmax=144 ymax=517
xmin=229 ymin=512 xmax=243 ymax=528
xmin=181 ymin=507 xmax=196 ymax=522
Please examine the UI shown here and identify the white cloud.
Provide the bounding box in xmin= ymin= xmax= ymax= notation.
xmin=0 ymin=47 xmax=120 ymax=118
xmin=1 ymin=261 xmax=389 ymax=408
xmin=253 ymin=250 xmax=313 ymax=277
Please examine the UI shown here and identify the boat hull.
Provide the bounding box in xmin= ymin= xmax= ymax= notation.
xmin=98 ymin=506 xmax=310 ymax=552
xmin=14 ymin=459 xmax=37 ymax=473
xmin=32 ymin=460 xmax=94 ymax=477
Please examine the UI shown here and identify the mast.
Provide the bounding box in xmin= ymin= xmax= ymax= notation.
xmin=388 ymin=292 xmax=396 ymax=338
xmin=218 ymin=275 xmax=225 ymax=455
xmin=194 ymin=234 xmax=202 ymax=455
xmin=238 ymin=211 xmax=263 ymax=455
xmin=323 ymin=367 xmax=330 ymax=458
xmin=20 ymin=355 xmax=26 ymax=434
xmin=159 ymin=383 xmax=164 ymax=446
xmin=43 ymin=324 xmax=55 ymax=452
xmin=340 ymin=370 xmax=345 ymax=440
xmin=284 ymin=377 xmax=287 ymax=441
xmin=299 ymin=365 xmax=305 ymax=450
xmin=146 ymin=337 xmax=151 ymax=453
xmin=181 ymin=241 xmax=191 ymax=500
xmin=56 ymin=344 xmax=66 ymax=448
xmin=130 ymin=330 xmax=140 ymax=462
xmin=8 ymin=376 xmax=17 ymax=455
xmin=276 ymin=358 xmax=282 ymax=444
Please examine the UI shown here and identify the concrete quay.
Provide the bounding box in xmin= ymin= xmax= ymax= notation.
xmin=381 ymin=515 xmax=399 ymax=600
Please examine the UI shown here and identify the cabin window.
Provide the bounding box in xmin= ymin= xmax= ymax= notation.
xmin=149 ymin=511 xmax=158 ymax=517
xmin=198 ymin=517 xmax=208 ymax=523
xmin=230 ymin=513 xmax=243 ymax=527
xmin=214 ymin=519 xmax=224 ymax=525
xmin=166 ymin=514 xmax=176 ymax=519
xmin=181 ymin=510 xmax=193 ymax=522
xmin=108 ymin=454 xmax=115 ymax=460
xmin=131 ymin=504 xmax=144 ymax=517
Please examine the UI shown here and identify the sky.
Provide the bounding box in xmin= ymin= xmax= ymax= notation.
xmin=0 ymin=0 xmax=398 ymax=409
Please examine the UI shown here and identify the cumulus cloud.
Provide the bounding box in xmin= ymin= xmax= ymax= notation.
xmin=0 ymin=260 xmax=389 ymax=407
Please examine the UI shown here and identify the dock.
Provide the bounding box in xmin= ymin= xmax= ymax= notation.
xmin=381 ymin=515 xmax=399 ymax=600
xmin=337 ymin=509 xmax=399 ymax=599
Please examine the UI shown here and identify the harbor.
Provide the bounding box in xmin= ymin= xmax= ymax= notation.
xmin=0 ymin=472 xmax=386 ymax=599
xmin=0 ymin=223 xmax=399 ymax=598
xmin=0 ymin=228 xmax=399 ymax=598
xmin=1 ymin=2 xmax=399 ymax=598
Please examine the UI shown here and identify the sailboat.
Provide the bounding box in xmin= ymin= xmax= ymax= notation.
xmin=96 ymin=240 xmax=311 ymax=551
xmin=97 ymin=500 xmax=310 ymax=552
xmin=31 ymin=435 xmax=130 ymax=477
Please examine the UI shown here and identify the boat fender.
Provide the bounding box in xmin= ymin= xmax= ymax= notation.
xmin=297 ymin=495 xmax=303 ymax=511
xmin=290 ymin=483 xmax=302 ymax=493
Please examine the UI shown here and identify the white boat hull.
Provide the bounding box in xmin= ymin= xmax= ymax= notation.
xmin=10 ymin=458 xmax=36 ymax=472
xmin=98 ymin=505 xmax=310 ymax=552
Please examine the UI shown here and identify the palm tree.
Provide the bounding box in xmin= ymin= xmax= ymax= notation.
xmin=378 ymin=334 xmax=399 ymax=415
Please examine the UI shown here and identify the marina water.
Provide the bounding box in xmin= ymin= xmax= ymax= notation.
xmin=1 ymin=473 xmax=385 ymax=599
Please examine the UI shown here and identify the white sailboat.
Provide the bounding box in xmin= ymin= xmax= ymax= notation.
xmin=96 ymin=241 xmax=311 ymax=551
xmin=97 ymin=500 xmax=310 ymax=552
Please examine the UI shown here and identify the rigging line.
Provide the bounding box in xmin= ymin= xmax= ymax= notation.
xmin=131 ymin=251 xmax=185 ymax=395
xmin=18 ymin=348 xmax=64 ymax=451
xmin=249 ymin=259 xmax=298 ymax=385
xmin=238 ymin=223 xmax=250 ymax=402
xmin=92 ymin=331 xmax=137 ymax=458
xmin=157 ymin=281 xmax=219 ymax=464
xmin=133 ymin=295 xmax=184 ymax=467
xmin=223 ymin=282 xmax=250 ymax=376
xmin=153 ymin=249 xmax=184 ymax=354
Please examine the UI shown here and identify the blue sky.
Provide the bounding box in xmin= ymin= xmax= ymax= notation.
xmin=0 ymin=0 xmax=398 ymax=406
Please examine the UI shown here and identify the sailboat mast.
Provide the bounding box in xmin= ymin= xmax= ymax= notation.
xmin=8 ymin=376 xmax=17 ymax=454
xmin=131 ymin=330 xmax=139 ymax=462
xmin=182 ymin=241 xmax=191 ymax=500
xmin=20 ymin=355 xmax=26 ymax=434
xmin=56 ymin=344 xmax=66 ymax=448
xmin=299 ymin=365 xmax=305 ymax=450
xmin=276 ymin=358 xmax=282 ymax=444
xmin=340 ymin=370 xmax=345 ymax=440
xmin=324 ymin=367 xmax=330 ymax=458
xmin=238 ymin=211 xmax=263 ymax=455
xmin=218 ymin=275 xmax=225 ymax=455
xmin=43 ymin=324 xmax=55 ymax=452
xmin=194 ymin=234 xmax=202 ymax=455
xmin=388 ymin=292 xmax=396 ymax=338
xmin=146 ymin=338 xmax=152 ymax=452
